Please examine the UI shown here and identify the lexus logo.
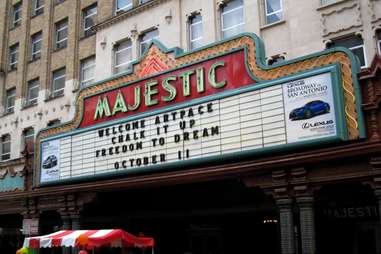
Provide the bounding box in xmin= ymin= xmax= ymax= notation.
xmin=302 ymin=120 xmax=334 ymax=129
xmin=302 ymin=123 xmax=309 ymax=129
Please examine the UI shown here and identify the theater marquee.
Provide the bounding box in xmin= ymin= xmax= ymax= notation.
xmin=36 ymin=33 xmax=365 ymax=185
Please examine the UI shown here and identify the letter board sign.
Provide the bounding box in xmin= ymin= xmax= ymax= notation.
xmin=36 ymin=33 xmax=364 ymax=185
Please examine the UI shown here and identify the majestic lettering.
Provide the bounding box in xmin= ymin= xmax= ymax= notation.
xmin=93 ymin=61 xmax=227 ymax=120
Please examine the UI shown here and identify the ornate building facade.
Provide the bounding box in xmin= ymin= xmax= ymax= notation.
xmin=0 ymin=1 xmax=381 ymax=254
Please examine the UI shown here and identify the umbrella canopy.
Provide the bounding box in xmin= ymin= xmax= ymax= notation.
xmin=23 ymin=229 xmax=154 ymax=249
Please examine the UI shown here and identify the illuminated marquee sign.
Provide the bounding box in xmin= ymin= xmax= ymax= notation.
xmin=36 ymin=33 xmax=364 ymax=185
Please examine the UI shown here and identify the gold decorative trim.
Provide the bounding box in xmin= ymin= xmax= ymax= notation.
xmin=35 ymin=35 xmax=360 ymax=183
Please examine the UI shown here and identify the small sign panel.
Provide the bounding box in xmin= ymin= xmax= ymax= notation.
xmin=40 ymin=72 xmax=340 ymax=183
xmin=40 ymin=140 xmax=60 ymax=182
xmin=283 ymin=72 xmax=336 ymax=142
xmin=22 ymin=219 xmax=39 ymax=235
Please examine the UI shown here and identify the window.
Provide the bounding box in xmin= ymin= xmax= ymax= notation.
xmin=52 ymin=68 xmax=66 ymax=97
xmin=116 ymin=0 xmax=133 ymax=13
xmin=47 ymin=119 xmax=61 ymax=127
xmin=139 ymin=29 xmax=159 ymax=55
xmin=377 ymin=31 xmax=381 ymax=55
xmin=23 ymin=128 xmax=34 ymax=152
xmin=328 ymin=36 xmax=367 ymax=68
xmin=1 ymin=135 xmax=11 ymax=161
xmin=114 ymin=40 xmax=133 ymax=74
xmin=321 ymin=0 xmax=338 ymax=6
xmin=9 ymin=43 xmax=19 ymax=70
xmin=12 ymin=2 xmax=22 ymax=28
xmin=80 ymin=56 xmax=95 ymax=87
xmin=265 ymin=0 xmax=282 ymax=24
xmin=32 ymin=0 xmax=44 ymax=16
xmin=221 ymin=0 xmax=244 ymax=38
xmin=5 ymin=88 xmax=16 ymax=114
xmin=31 ymin=31 xmax=42 ymax=60
xmin=189 ymin=14 xmax=203 ymax=50
xmin=27 ymin=78 xmax=39 ymax=106
xmin=55 ymin=19 xmax=68 ymax=49
xmin=83 ymin=4 xmax=97 ymax=37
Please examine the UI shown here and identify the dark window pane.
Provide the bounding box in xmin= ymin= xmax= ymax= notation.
xmin=140 ymin=29 xmax=158 ymax=55
xmin=116 ymin=0 xmax=132 ymax=12
xmin=351 ymin=47 xmax=366 ymax=68
xmin=52 ymin=68 xmax=66 ymax=97
xmin=266 ymin=0 xmax=281 ymax=14
xmin=328 ymin=36 xmax=366 ymax=67
xmin=223 ymin=0 xmax=243 ymax=12
xmin=5 ymin=88 xmax=16 ymax=113
xmin=27 ymin=79 xmax=40 ymax=105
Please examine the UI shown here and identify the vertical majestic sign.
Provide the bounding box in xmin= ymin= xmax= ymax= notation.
xmin=35 ymin=33 xmax=364 ymax=185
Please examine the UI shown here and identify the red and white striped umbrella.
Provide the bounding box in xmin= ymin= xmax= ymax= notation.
xmin=23 ymin=229 xmax=154 ymax=249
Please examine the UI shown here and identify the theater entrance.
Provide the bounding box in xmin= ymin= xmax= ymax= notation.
xmin=81 ymin=180 xmax=281 ymax=254
xmin=315 ymin=183 xmax=381 ymax=254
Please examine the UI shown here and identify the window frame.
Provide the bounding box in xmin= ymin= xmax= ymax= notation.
xmin=12 ymin=2 xmax=22 ymax=28
xmin=83 ymin=3 xmax=97 ymax=37
xmin=55 ymin=19 xmax=68 ymax=50
xmin=52 ymin=68 xmax=66 ymax=97
xmin=348 ymin=44 xmax=368 ymax=69
xmin=23 ymin=128 xmax=35 ymax=152
xmin=139 ymin=29 xmax=159 ymax=56
xmin=27 ymin=78 xmax=40 ymax=106
xmin=5 ymin=88 xmax=16 ymax=114
xmin=320 ymin=0 xmax=339 ymax=6
xmin=80 ymin=56 xmax=96 ymax=87
xmin=33 ymin=0 xmax=44 ymax=16
xmin=264 ymin=0 xmax=283 ymax=24
xmin=31 ymin=31 xmax=42 ymax=60
xmin=115 ymin=0 xmax=133 ymax=14
xmin=189 ymin=13 xmax=203 ymax=50
xmin=328 ymin=36 xmax=368 ymax=69
xmin=1 ymin=134 xmax=11 ymax=161
xmin=114 ymin=40 xmax=133 ymax=74
xmin=9 ymin=43 xmax=19 ymax=70
xmin=221 ymin=0 xmax=245 ymax=39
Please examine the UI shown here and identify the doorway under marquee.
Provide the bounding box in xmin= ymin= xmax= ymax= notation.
xmin=80 ymin=180 xmax=281 ymax=254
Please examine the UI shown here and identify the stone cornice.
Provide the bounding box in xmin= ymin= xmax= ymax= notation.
xmin=92 ymin=0 xmax=170 ymax=32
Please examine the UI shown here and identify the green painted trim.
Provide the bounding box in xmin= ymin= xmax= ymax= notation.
xmin=41 ymin=66 xmax=339 ymax=141
xmin=37 ymin=33 xmax=364 ymax=137
xmin=75 ymin=32 xmax=365 ymax=137
xmin=40 ymin=135 xmax=342 ymax=187
xmin=39 ymin=66 xmax=348 ymax=185
xmin=35 ymin=32 xmax=366 ymax=186
xmin=0 ymin=174 xmax=24 ymax=192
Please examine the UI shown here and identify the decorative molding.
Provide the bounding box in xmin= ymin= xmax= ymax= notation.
xmin=35 ymin=34 xmax=362 ymax=186
xmin=137 ymin=49 xmax=171 ymax=78
xmin=0 ymin=168 xmax=7 ymax=179
xmin=360 ymin=55 xmax=381 ymax=140
xmin=369 ymin=0 xmax=381 ymax=24
xmin=92 ymin=0 xmax=170 ymax=32
xmin=0 ymin=163 xmax=26 ymax=179
xmin=369 ymin=156 xmax=381 ymax=189
xmin=320 ymin=1 xmax=362 ymax=37
xmin=216 ymin=1 xmax=226 ymax=7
